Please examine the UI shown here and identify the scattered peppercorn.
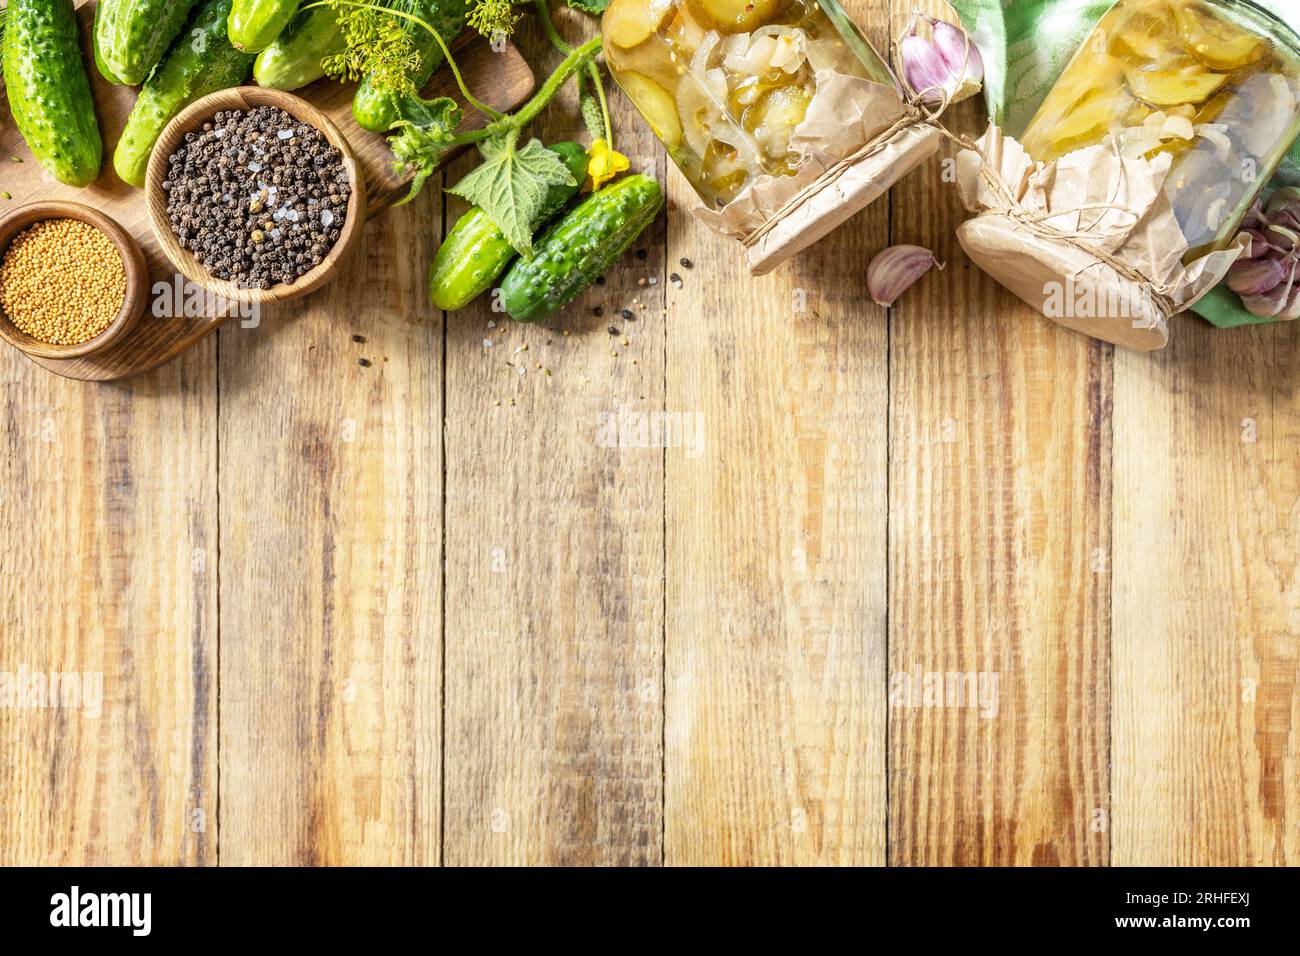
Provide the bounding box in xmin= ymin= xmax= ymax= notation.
xmin=351 ymin=333 xmax=365 ymax=343
xmin=635 ymin=248 xmax=647 ymax=260
xmin=607 ymin=326 xmax=619 ymax=335
xmin=595 ymin=276 xmax=606 ymax=285
xmin=620 ymin=309 xmax=633 ymax=320
xmin=593 ymin=306 xmax=603 ymax=317
xmin=0 ymin=218 xmax=125 ymax=345
xmin=670 ymin=272 xmax=682 ymax=287
xmin=357 ymin=357 xmax=371 ymax=367
xmin=163 ymin=105 xmax=350 ymax=290
xmin=679 ymin=257 xmax=693 ymax=269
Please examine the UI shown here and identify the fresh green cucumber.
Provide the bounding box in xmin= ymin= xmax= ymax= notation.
xmin=92 ymin=1 xmax=126 ymax=84
xmin=429 ymin=142 xmax=589 ymax=311
xmin=352 ymin=0 xmax=470 ymax=133
xmin=253 ymin=5 xmax=342 ymax=90
xmin=95 ymin=0 xmax=201 ymax=85
xmin=113 ymin=0 xmax=256 ymax=187
xmin=500 ymin=175 xmax=664 ymax=323
xmin=2 ymin=0 xmax=102 ymax=187
xmin=229 ymin=0 xmax=301 ymax=53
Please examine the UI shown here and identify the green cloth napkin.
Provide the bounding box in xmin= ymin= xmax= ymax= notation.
xmin=949 ymin=0 xmax=1300 ymax=328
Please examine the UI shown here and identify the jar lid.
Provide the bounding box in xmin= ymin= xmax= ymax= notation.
xmin=744 ymin=124 xmax=941 ymax=275
xmin=957 ymin=215 xmax=1172 ymax=350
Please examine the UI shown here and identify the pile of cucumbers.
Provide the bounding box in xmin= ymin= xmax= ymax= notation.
xmin=2 ymin=0 xmax=471 ymax=188
xmin=430 ymin=144 xmax=663 ymax=323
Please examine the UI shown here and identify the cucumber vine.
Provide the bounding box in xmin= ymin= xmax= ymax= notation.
xmin=305 ymin=0 xmax=616 ymax=256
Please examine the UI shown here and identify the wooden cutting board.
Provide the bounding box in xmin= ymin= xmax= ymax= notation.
xmin=0 ymin=1 xmax=535 ymax=382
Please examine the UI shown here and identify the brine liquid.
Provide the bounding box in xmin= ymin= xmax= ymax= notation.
xmin=602 ymin=0 xmax=893 ymax=208
xmin=1020 ymin=0 xmax=1300 ymax=261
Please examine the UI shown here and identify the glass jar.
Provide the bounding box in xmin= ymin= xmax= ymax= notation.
xmin=602 ymin=0 xmax=929 ymax=272
xmin=1019 ymin=0 xmax=1300 ymax=262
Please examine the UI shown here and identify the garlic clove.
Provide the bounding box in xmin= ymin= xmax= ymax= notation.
xmin=1241 ymin=260 xmax=1298 ymax=317
xmin=902 ymin=34 xmax=950 ymax=106
xmin=929 ymin=17 xmax=985 ymax=104
xmin=1240 ymin=228 xmax=1274 ymax=259
xmin=1226 ymin=255 xmax=1286 ymax=296
xmin=902 ymin=21 xmax=985 ymax=107
xmin=867 ymin=244 xmax=943 ymax=307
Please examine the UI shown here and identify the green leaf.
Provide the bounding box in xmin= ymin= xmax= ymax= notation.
xmin=567 ymin=0 xmax=610 ymax=14
xmin=389 ymin=96 xmax=464 ymax=205
xmin=448 ymin=135 xmax=577 ymax=256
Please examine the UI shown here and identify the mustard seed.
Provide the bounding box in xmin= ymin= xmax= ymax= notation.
xmin=0 ymin=219 xmax=125 ymax=345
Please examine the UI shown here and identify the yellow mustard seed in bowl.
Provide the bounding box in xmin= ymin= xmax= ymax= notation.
xmin=0 ymin=218 xmax=127 ymax=345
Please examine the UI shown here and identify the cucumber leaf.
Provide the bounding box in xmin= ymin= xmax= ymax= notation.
xmin=449 ymin=133 xmax=578 ymax=256
xmin=567 ymin=0 xmax=610 ymax=14
xmin=389 ymin=96 xmax=464 ymax=205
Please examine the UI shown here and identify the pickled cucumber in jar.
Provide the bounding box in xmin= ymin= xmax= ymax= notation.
xmin=602 ymin=0 xmax=895 ymax=208
xmin=1020 ymin=0 xmax=1300 ymax=261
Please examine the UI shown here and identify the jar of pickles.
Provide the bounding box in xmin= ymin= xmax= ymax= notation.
xmin=603 ymin=0 xmax=940 ymax=273
xmin=956 ymin=0 xmax=1300 ymax=350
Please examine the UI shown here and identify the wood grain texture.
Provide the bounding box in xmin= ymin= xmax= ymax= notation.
xmin=662 ymin=0 xmax=889 ymax=867
xmin=0 ymin=346 xmax=217 ymax=864
xmin=0 ymin=2 xmax=532 ymax=382
xmin=1112 ymin=319 xmax=1300 ymax=866
xmin=441 ymin=10 xmax=665 ymax=866
xmin=216 ymin=189 xmax=442 ymax=865
xmin=886 ymin=0 xmax=1111 ymax=867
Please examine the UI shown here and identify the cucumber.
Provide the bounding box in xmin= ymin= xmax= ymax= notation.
xmin=352 ymin=0 xmax=470 ymax=133
xmin=95 ymin=0 xmax=201 ymax=85
xmin=92 ymin=1 xmax=126 ymax=84
xmin=429 ymin=142 xmax=589 ymax=311
xmin=113 ymin=0 xmax=256 ymax=187
xmin=253 ymin=5 xmax=342 ymax=90
xmin=2 ymin=0 xmax=102 ymax=187
xmin=500 ymin=175 xmax=664 ymax=323
xmin=229 ymin=0 xmax=300 ymax=53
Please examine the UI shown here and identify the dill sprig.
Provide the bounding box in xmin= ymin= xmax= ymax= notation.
xmin=467 ymin=0 xmax=522 ymax=44
xmin=321 ymin=3 xmax=422 ymax=95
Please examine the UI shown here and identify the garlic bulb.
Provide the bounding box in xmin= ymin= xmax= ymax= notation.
xmin=901 ymin=17 xmax=985 ymax=108
xmin=1230 ymin=190 xmax=1300 ymax=319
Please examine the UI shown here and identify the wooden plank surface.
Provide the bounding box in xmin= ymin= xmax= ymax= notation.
xmin=1 ymin=2 xmax=1297 ymax=869
xmin=1112 ymin=320 xmax=1300 ymax=866
xmin=216 ymin=190 xmax=442 ymax=865
xmin=0 ymin=346 xmax=217 ymax=865
xmin=662 ymin=0 xmax=889 ymax=867
xmin=2 ymin=2 xmax=533 ymax=382
xmin=886 ymin=0 xmax=1111 ymax=868
xmin=440 ymin=11 xmax=665 ymax=866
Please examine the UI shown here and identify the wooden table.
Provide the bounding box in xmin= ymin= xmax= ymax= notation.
xmin=1 ymin=3 xmax=1296 ymax=867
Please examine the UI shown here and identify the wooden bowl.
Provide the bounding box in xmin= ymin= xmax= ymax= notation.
xmin=0 ymin=201 xmax=148 ymax=360
xmin=145 ymin=87 xmax=367 ymax=306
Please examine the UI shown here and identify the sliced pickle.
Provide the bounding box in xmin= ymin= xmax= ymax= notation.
xmin=665 ymin=8 xmax=709 ymax=60
xmin=608 ymin=34 xmax=687 ymax=90
xmin=1049 ymin=89 xmax=1132 ymax=147
xmin=1127 ymin=66 xmax=1226 ymax=106
xmin=605 ymin=0 xmax=675 ymax=49
xmin=686 ymin=0 xmax=787 ymax=34
xmin=745 ymin=84 xmax=810 ymax=157
xmin=1176 ymin=4 xmax=1264 ymax=71
xmin=618 ymin=72 xmax=684 ymax=147
xmin=702 ymin=141 xmax=748 ymax=204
